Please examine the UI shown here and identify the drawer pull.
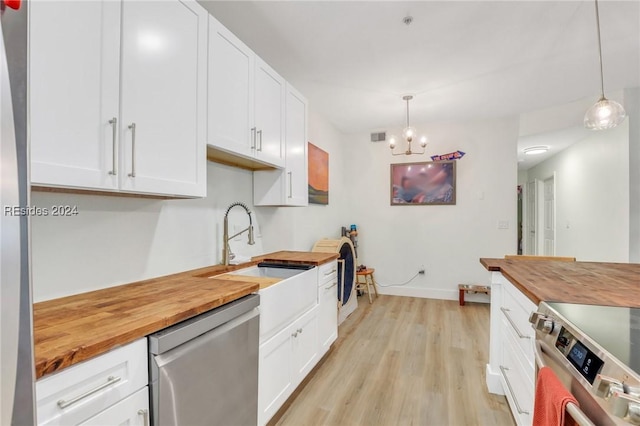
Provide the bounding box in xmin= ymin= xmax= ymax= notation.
xmin=57 ymin=375 xmax=121 ymax=409
xmin=500 ymin=307 xmax=531 ymax=339
xmin=138 ymin=408 xmax=149 ymax=426
xmin=499 ymin=366 xmax=530 ymax=415
xmin=324 ymin=269 xmax=337 ymax=276
xmin=325 ymin=281 xmax=337 ymax=290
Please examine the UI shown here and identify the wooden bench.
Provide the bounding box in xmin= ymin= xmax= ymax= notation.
xmin=458 ymin=284 xmax=490 ymax=306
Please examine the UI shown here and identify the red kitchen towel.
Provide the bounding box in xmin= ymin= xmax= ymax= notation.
xmin=533 ymin=366 xmax=580 ymax=426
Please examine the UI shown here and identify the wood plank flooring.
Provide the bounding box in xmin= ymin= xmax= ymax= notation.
xmin=275 ymin=296 xmax=514 ymax=426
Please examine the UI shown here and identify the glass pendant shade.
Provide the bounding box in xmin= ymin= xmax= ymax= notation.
xmin=584 ymin=97 xmax=626 ymax=130
xmin=402 ymin=126 xmax=416 ymax=141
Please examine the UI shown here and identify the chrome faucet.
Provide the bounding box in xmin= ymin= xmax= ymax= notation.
xmin=222 ymin=202 xmax=255 ymax=265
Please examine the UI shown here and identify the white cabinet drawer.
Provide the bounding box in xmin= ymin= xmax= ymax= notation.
xmin=501 ymin=284 xmax=536 ymax=342
xmin=501 ymin=317 xmax=535 ymax=375
xmin=79 ymin=387 xmax=149 ymax=426
xmin=37 ymin=338 xmax=148 ymax=426
xmin=501 ymin=328 xmax=534 ymax=426
xmin=318 ymin=261 xmax=337 ymax=285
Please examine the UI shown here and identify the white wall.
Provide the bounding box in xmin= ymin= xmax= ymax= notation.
xmin=342 ymin=117 xmax=519 ymax=300
xmin=625 ymin=88 xmax=640 ymax=262
xmin=526 ymin=120 xmax=630 ymax=262
xmin=32 ymin=112 xmax=348 ymax=302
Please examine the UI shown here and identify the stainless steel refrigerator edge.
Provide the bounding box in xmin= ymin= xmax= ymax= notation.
xmin=1 ymin=1 xmax=36 ymax=425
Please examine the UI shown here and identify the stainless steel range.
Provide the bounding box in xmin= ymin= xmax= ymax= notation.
xmin=530 ymin=302 xmax=640 ymax=425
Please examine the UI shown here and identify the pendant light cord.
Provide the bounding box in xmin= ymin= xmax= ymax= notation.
xmin=594 ymin=0 xmax=606 ymax=98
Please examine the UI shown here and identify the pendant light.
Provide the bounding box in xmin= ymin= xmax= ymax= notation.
xmin=389 ymin=95 xmax=428 ymax=156
xmin=584 ymin=0 xmax=626 ymax=130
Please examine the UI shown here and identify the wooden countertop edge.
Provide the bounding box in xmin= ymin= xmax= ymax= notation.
xmin=479 ymin=258 xmax=543 ymax=304
xmin=253 ymin=251 xmax=340 ymax=265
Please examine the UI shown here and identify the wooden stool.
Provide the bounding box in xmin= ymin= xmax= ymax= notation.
xmin=458 ymin=284 xmax=490 ymax=306
xmin=356 ymin=268 xmax=379 ymax=304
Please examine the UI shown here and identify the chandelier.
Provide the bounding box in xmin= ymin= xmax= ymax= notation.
xmin=389 ymin=95 xmax=428 ymax=156
xmin=583 ymin=0 xmax=626 ymax=130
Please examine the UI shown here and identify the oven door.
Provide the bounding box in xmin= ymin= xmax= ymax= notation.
xmin=534 ymin=339 xmax=614 ymax=426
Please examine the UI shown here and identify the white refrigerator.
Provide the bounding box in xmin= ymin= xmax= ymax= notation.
xmin=1 ymin=0 xmax=37 ymax=424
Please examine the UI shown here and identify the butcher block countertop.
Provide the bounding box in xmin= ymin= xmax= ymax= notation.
xmin=33 ymin=262 xmax=260 ymax=379
xmin=480 ymin=258 xmax=640 ymax=307
xmin=254 ymin=250 xmax=339 ymax=265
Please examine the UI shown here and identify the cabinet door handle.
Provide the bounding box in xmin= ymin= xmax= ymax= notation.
xmin=499 ymin=366 xmax=530 ymax=415
xmin=128 ymin=123 xmax=136 ymax=177
xmin=250 ymin=127 xmax=257 ymax=150
xmin=500 ymin=307 xmax=530 ymax=339
xmin=325 ymin=281 xmax=337 ymax=290
xmin=288 ymin=172 xmax=293 ymax=198
xmin=138 ymin=408 xmax=149 ymax=426
xmin=108 ymin=117 xmax=117 ymax=176
xmin=257 ymin=129 xmax=263 ymax=151
xmin=57 ymin=375 xmax=121 ymax=409
xmin=297 ymin=328 xmax=303 ymax=334
xmin=291 ymin=331 xmax=298 ymax=338
xmin=324 ymin=269 xmax=337 ymax=276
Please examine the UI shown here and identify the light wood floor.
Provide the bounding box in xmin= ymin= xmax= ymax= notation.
xmin=275 ymin=295 xmax=515 ymax=426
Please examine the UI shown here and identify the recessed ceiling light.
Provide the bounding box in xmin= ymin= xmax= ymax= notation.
xmin=523 ymin=146 xmax=549 ymax=156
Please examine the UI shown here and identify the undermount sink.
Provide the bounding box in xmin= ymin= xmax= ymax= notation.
xmin=226 ymin=265 xmax=306 ymax=280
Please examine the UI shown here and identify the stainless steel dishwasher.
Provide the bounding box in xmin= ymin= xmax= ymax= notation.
xmin=148 ymin=294 xmax=259 ymax=426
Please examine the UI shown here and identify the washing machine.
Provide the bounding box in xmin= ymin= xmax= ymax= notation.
xmin=312 ymin=237 xmax=357 ymax=324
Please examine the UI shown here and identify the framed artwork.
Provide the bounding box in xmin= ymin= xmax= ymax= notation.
xmin=308 ymin=142 xmax=329 ymax=205
xmin=390 ymin=160 xmax=456 ymax=205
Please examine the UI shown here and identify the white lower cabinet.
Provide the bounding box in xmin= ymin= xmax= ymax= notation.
xmin=258 ymin=306 xmax=318 ymax=426
xmin=487 ymin=272 xmax=536 ymax=426
xmin=36 ymin=339 xmax=148 ymax=426
xmin=78 ymin=387 xmax=149 ymax=426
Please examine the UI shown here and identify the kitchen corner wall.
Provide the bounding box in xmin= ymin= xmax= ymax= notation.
xmin=31 ymin=110 xmax=348 ymax=302
xmin=343 ymin=117 xmax=519 ymax=300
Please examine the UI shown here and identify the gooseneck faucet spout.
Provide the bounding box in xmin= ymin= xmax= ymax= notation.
xmin=222 ymin=202 xmax=255 ymax=266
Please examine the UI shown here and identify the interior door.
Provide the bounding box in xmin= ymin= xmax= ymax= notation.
xmin=543 ymin=176 xmax=556 ymax=255
xmin=119 ymin=0 xmax=207 ymax=197
xmin=525 ymin=180 xmax=537 ymax=255
xmin=30 ymin=0 xmax=120 ymax=190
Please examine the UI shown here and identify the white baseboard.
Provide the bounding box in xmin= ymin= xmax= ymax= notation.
xmin=377 ymin=286 xmax=490 ymax=304
xmin=486 ymin=364 xmax=505 ymax=395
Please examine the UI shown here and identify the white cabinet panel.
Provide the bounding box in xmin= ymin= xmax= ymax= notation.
xmin=292 ymin=306 xmax=319 ymax=387
xmin=119 ymin=0 xmax=207 ymax=197
xmin=253 ymin=83 xmax=308 ymax=206
xmin=285 ymin=84 xmax=309 ymax=206
xmin=79 ymin=387 xmax=149 ymax=426
xmin=36 ymin=339 xmax=147 ymax=426
xmin=318 ymin=277 xmax=338 ymax=356
xmin=207 ymin=15 xmax=254 ymax=158
xmin=258 ymin=325 xmax=294 ymax=426
xmin=254 ymin=57 xmax=285 ymax=168
xmin=30 ymin=0 xmax=121 ymax=190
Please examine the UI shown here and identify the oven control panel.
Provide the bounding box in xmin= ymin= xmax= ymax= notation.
xmin=555 ymin=326 xmax=604 ymax=384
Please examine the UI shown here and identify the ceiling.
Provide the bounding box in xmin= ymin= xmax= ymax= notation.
xmin=517 ymin=126 xmax=593 ymax=170
xmin=199 ymin=1 xmax=640 ymax=138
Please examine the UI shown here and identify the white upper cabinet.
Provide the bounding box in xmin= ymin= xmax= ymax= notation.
xmin=284 ymin=85 xmax=309 ymax=206
xmin=253 ymin=83 xmax=308 ymax=207
xmin=119 ymin=0 xmax=207 ymax=197
xmin=30 ymin=0 xmax=121 ymax=191
xmin=30 ymin=0 xmax=207 ymax=198
xmin=207 ymin=16 xmax=285 ymax=169
xmin=207 ymin=16 xmax=254 ymax=159
xmin=254 ymin=58 xmax=285 ymax=167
